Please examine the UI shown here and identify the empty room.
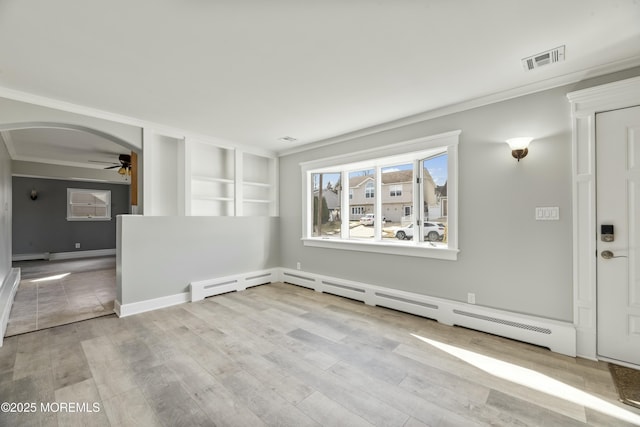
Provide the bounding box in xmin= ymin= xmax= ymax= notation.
xmin=1 ymin=1 xmax=640 ymax=426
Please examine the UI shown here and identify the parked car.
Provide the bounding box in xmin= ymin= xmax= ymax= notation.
xmin=395 ymin=222 xmax=444 ymax=241
xmin=359 ymin=214 xmax=386 ymax=226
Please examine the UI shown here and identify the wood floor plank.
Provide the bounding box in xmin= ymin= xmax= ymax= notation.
xmin=2 ymin=281 xmax=640 ymax=426
xmin=218 ymin=369 xmax=321 ymax=427
xmin=327 ymin=360 xmax=483 ymax=427
xmin=102 ymin=387 xmax=163 ymax=427
xmin=296 ymin=391 xmax=375 ymax=427
xmin=263 ymin=349 xmax=411 ymax=427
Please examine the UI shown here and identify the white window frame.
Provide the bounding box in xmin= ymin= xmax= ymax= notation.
xmin=364 ymin=181 xmax=375 ymax=198
xmin=300 ymin=130 xmax=460 ymax=260
xmin=351 ymin=206 xmax=365 ymax=216
xmin=389 ymin=184 xmax=402 ymax=197
xmin=67 ymin=188 xmax=112 ymax=221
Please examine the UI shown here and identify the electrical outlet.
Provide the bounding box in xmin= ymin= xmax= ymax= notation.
xmin=467 ymin=293 xmax=476 ymax=304
xmin=296 ymin=262 xmax=301 ymax=270
xmin=75 ymin=243 xmax=81 ymax=249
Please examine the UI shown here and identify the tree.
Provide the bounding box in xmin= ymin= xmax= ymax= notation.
xmin=313 ymin=196 xmax=330 ymax=227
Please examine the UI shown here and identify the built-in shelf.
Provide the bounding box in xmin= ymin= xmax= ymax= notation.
xmin=193 ymin=196 xmax=234 ymax=202
xmin=185 ymin=139 xmax=278 ymax=217
xmin=192 ymin=176 xmax=235 ymax=184
xmin=243 ymin=181 xmax=271 ymax=188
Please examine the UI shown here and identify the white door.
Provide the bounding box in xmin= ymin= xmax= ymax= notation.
xmin=596 ymin=105 xmax=640 ymax=366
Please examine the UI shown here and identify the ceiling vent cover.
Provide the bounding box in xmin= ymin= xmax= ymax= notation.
xmin=522 ymin=45 xmax=565 ymax=71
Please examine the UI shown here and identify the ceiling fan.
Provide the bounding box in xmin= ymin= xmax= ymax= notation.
xmin=104 ymin=153 xmax=132 ymax=175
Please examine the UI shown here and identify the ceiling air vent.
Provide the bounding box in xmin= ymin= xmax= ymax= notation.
xmin=278 ymin=136 xmax=298 ymax=143
xmin=522 ymin=45 xmax=565 ymax=71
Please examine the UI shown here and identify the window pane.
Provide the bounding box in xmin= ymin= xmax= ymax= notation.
xmin=67 ymin=189 xmax=111 ymax=220
xmin=72 ymin=205 xmax=107 ymax=218
xmin=421 ymin=153 xmax=448 ymax=245
xmin=311 ymin=172 xmax=342 ymax=238
xmin=381 ymin=163 xmax=413 ymax=241
xmin=349 ymin=169 xmax=376 ymax=240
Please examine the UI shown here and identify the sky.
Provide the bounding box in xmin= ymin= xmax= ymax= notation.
xmin=313 ymin=153 xmax=448 ymax=189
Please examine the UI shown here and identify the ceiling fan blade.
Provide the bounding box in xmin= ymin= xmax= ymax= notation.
xmin=104 ymin=165 xmax=120 ymax=169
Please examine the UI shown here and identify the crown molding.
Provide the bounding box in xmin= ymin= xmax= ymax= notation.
xmin=278 ymin=56 xmax=640 ymax=157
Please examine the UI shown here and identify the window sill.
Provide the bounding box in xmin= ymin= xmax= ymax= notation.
xmin=302 ymin=238 xmax=459 ymax=260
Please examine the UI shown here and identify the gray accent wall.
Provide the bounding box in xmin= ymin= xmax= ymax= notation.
xmin=12 ymin=177 xmax=130 ymax=255
xmin=278 ymin=70 xmax=639 ymax=323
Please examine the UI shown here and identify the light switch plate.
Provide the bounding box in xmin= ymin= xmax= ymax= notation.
xmin=535 ymin=207 xmax=559 ymax=221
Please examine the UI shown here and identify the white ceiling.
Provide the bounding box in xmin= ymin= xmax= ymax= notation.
xmin=1 ymin=0 xmax=640 ymax=166
xmin=1 ymin=128 xmax=127 ymax=169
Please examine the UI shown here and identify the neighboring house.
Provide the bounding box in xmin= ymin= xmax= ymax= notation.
xmin=313 ymin=188 xmax=341 ymax=222
xmin=348 ymin=169 xmax=443 ymax=223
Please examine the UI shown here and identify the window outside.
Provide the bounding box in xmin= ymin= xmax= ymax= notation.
xmin=301 ymin=130 xmax=459 ymax=259
xmin=67 ymin=188 xmax=111 ymax=221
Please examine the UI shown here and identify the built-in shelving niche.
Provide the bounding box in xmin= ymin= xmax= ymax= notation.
xmin=185 ymin=139 xmax=277 ymax=217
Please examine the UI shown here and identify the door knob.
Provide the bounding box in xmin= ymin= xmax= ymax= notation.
xmin=601 ymin=250 xmax=614 ymax=259
xmin=601 ymin=250 xmax=627 ymax=259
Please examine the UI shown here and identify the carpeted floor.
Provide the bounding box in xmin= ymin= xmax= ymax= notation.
xmin=5 ymin=256 xmax=116 ymax=336
xmin=609 ymin=363 xmax=640 ymax=409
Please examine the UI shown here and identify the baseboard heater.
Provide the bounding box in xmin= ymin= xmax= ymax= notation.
xmin=190 ymin=268 xmax=278 ymax=302
xmin=280 ymin=268 xmax=575 ymax=357
xmin=0 ymin=268 xmax=21 ymax=347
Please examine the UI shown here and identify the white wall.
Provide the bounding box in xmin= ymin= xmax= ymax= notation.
xmin=12 ymin=160 xmax=133 ymax=184
xmin=278 ymin=68 xmax=640 ymax=323
xmin=0 ymin=97 xmax=142 ymax=150
xmin=0 ymin=141 xmax=11 ymax=282
xmin=117 ymin=215 xmax=280 ymax=304
xmin=280 ymin=86 xmax=575 ymax=321
xmin=142 ymin=131 xmax=182 ymax=216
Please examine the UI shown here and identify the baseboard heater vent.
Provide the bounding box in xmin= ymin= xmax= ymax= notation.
xmin=283 ymin=272 xmax=315 ymax=282
xmin=246 ymin=273 xmax=271 ymax=281
xmin=204 ymin=280 xmax=237 ymax=290
xmin=376 ymin=293 xmax=438 ymax=310
xmin=453 ymin=309 xmax=552 ymax=334
xmin=191 ymin=268 xmax=277 ymax=302
xmin=322 ymin=281 xmax=365 ymax=293
xmin=278 ymin=267 xmax=576 ymax=357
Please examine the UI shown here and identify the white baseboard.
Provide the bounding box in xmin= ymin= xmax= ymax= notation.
xmin=115 ymin=292 xmax=190 ymax=318
xmin=190 ymin=268 xmax=278 ymax=302
xmin=112 ymin=265 xmax=576 ymax=357
xmin=12 ymin=253 xmax=50 ymax=261
xmin=280 ymin=268 xmax=576 ymax=357
xmin=49 ymin=249 xmax=116 ymax=260
xmin=12 ymin=249 xmax=116 ymax=262
xmin=0 ymin=268 xmax=21 ymax=347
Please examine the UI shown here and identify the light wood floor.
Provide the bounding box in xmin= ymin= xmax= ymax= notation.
xmin=1 ymin=282 xmax=639 ymax=426
xmin=6 ymin=257 xmax=116 ymax=336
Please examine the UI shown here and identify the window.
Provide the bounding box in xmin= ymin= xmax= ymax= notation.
xmin=351 ymin=206 xmax=365 ymax=216
xmin=365 ymin=181 xmax=375 ymax=198
xmin=301 ymin=130 xmax=459 ymax=260
xmin=67 ymin=188 xmax=111 ymax=221
xmin=389 ymin=184 xmax=402 ymax=197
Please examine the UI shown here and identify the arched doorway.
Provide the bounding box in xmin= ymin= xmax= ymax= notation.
xmin=1 ymin=123 xmax=138 ymax=335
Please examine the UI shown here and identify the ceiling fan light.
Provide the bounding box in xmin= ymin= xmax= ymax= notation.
xmin=118 ymin=167 xmax=126 ymax=175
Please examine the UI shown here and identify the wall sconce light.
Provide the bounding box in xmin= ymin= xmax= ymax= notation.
xmin=30 ymin=189 xmax=38 ymax=200
xmin=506 ymin=137 xmax=533 ymax=162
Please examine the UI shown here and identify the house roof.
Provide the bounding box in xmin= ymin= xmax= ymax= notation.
xmin=349 ymin=168 xmax=435 ymax=188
